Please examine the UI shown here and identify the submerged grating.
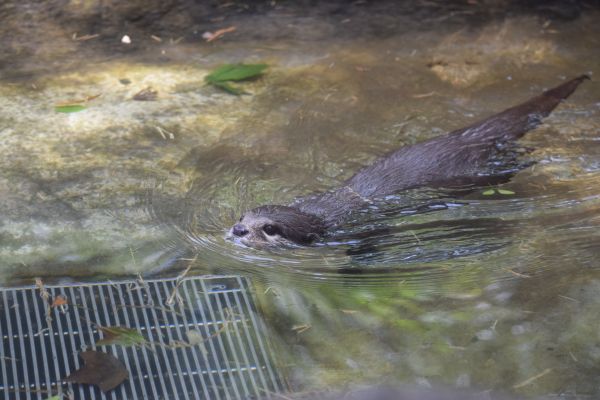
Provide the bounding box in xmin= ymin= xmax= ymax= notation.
xmin=0 ymin=275 xmax=282 ymax=400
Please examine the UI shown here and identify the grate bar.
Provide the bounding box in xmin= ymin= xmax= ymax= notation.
xmin=100 ymin=284 xmax=132 ymax=400
xmin=236 ymin=276 xmax=282 ymax=395
xmin=139 ymin=283 xmax=191 ymax=400
xmin=67 ymin=285 xmax=96 ymax=399
xmin=224 ymin=287 xmax=264 ymax=396
xmin=212 ymin=288 xmax=253 ymax=398
xmin=159 ymin=280 xmax=204 ymax=399
xmin=188 ymin=278 xmax=233 ymax=400
xmin=51 ymin=287 xmax=71 ymax=399
xmin=30 ymin=290 xmax=54 ymax=400
xmin=119 ymin=287 xmax=156 ymax=399
xmin=232 ymin=283 xmax=273 ymax=396
xmin=202 ymin=280 xmax=248 ymax=399
xmin=21 ymin=291 xmax=40 ymax=399
xmin=3 ymin=291 xmax=20 ymax=398
xmin=162 ymin=283 xmax=217 ymax=399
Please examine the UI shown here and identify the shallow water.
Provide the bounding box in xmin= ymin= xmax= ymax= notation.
xmin=1 ymin=0 xmax=600 ymax=398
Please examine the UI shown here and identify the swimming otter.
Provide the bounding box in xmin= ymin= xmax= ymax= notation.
xmin=227 ymin=76 xmax=589 ymax=248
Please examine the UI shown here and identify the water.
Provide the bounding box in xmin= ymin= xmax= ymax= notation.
xmin=1 ymin=0 xmax=599 ymax=398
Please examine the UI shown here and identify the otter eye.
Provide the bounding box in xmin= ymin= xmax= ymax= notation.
xmin=262 ymin=224 xmax=279 ymax=236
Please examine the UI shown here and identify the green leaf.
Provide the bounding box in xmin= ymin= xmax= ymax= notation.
xmin=482 ymin=189 xmax=495 ymax=195
xmin=204 ymin=63 xmax=267 ymax=83
xmin=96 ymin=326 xmax=146 ymax=347
xmin=55 ymin=104 xmax=86 ymax=113
xmin=497 ymin=189 xmax=515 ymax=195
xmin=45 ymin=396 xmax=62 ymax=400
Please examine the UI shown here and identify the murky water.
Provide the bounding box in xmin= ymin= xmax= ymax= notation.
xmin=1 ymin=1 xmax=600 ymax=398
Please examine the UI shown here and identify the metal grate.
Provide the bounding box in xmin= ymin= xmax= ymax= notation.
xmin=0 ymin=275 xmax=282 ymax=400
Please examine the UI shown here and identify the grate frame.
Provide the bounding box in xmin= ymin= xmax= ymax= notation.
xmin=0 ymin=275 xmax=282 ymax=400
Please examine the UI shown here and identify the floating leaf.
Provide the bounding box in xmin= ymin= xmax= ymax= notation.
xmin=55 ymin=104 xmax=86 ymax=113
xmin=204 ymin=63 xmax=267 ymax=95
xmin=482 ymin=189 xmax=495 ymax=195
xmin=205 ymin=63 xmax=267 ymax=83
xmin=55 ymin=94 xmax=101 ymax=112
xmin=65 ymin=351 xmax=128 ymax=393
xmin=497 ymin=189 xmax=515 ymax=195
xmin=96 ymin=326 xmax=146 ymax=347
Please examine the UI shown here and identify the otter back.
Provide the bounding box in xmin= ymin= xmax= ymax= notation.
xmin=345 ymin=75 xmax=589 ymax=198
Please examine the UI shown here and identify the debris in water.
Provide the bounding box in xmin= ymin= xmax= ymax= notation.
xmin=96 ymin=325 xmax=147 ymax=347
xmin=482 ymin=188 xmax=516 ymax=196
xmin=497 ymin=188 xmax=515 ymax=195
xmin=204 ymin=63 xmax=268 ymax=95
xmin=55 ymin=94 xmax=101 ymax=113
xmin=51 ymin=294 xmax=68 ymax=308
xmin=291 ymin=324 xmax=312 ymax=334
xmin=512 ymin=368 xmax=552 ymax=389
xmin=412 ymin=91 xmax=437 ymax=98
xmin=121 ymin=35 xmax=131 ymax=44
xmin=72 ymin=33 xmax=100 ymax=41
xmin=65 ymin=351 xmax=128 ymax=393
xmin=203 ymin=26 xmax=237 ymax=42
xmin=132 ymin=87 xmax=158 ymax=101
xmin=155 ymin=126 xmax=175 ymax=140
xmin=55 ymin=104 xmax=87 ymax=113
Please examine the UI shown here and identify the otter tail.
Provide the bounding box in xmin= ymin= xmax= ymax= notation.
xmin=346 ymin=75 xmax=588 ymax=198
xmin=456 ymin=75 xmax=590 ymax=142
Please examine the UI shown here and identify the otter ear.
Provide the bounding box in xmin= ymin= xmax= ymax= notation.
xmin=306 ymin=233 xmax=320 ymax=243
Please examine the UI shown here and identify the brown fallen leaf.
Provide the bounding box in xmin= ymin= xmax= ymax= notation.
xmin=65 ymin=350 xmax=128 ymax=392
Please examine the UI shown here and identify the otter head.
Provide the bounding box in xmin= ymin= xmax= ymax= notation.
xmin=226 ymin=205 xmax=326 ymax=248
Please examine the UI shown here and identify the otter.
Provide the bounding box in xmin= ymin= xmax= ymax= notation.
xmin=227 ymin=76 xmax=589 ymax=248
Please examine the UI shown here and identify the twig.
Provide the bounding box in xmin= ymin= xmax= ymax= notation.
xmin=165 ymin=258 xmax=195 ymax=307
xmin=412 ymin=91 xmax=437 ymax=98
xmin=504 ymin=268 xmax=531 ymax=278
xmin=35 ymin=278 xmax=53 ymax=325
xmin=410 ymin=230 xmax=421 ymax=244
xmin=558 ymin=295 xmax=578 ymax=302
xmin=513 ymin=368 xmax=552 ymax=389
xmin=72 ymin=33 xmax=100 ymax=41
xmin=203 ymin=26 xmax=237 ymax=42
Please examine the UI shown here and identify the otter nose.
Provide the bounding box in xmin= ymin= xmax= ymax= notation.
xmin=232 ymin=223 xmax=249 ymax=237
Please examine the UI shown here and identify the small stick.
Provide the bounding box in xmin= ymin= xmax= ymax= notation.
xmin=513 ymin=368 xmax=552 ymax=389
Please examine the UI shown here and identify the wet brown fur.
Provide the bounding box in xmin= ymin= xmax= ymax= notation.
xmin=232 ymin=76 xmax=589 ymax=247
